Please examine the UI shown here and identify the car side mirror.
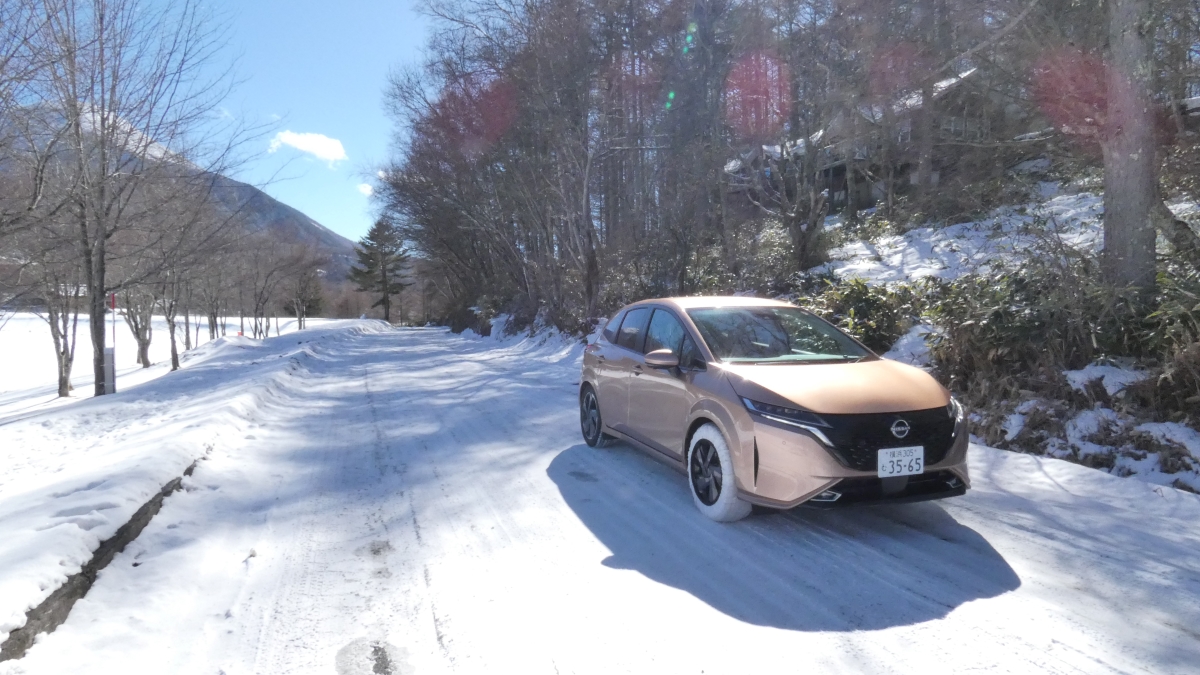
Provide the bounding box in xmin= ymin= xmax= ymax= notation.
xmin=644 ymin=349 xmax=680 ymax=369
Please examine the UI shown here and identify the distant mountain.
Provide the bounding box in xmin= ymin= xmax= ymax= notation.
xmin=207 ymin=174 xmax=357 ymax=279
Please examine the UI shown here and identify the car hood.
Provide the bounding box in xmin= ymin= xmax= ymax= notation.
xmin=720 ymin=358 xmax=949 ymax=415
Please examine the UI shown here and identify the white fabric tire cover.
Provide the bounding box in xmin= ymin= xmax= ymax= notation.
xmin=687 ymin=423 xmax=752 ymax=522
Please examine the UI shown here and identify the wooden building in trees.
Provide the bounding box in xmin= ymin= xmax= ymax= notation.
xmin=726 ymin=68 xmax=1046 ymax=215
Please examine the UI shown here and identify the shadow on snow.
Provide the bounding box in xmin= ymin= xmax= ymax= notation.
xmin=548 ymin=443 xmax=1021 ymax=632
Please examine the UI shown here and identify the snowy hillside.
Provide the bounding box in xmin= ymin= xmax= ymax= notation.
xmin=813 ymin=185 xmax=1200 ymax=496
xmin=819 ymin=190 xmax=1104 ymax=283
xmin=1 ymin=323 xmax=1199 ymax=674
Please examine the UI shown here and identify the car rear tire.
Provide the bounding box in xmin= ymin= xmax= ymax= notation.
xmin=687 ymin=424 xmax=751 ymax=522
xmin=580 ymin=385 xmax=614 ymax=447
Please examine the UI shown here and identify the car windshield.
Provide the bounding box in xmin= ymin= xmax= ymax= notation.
xmin=686 ymin=306 xmax=873 ymax=364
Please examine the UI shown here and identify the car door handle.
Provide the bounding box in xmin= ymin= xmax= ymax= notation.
xmin=632 ymin=365 xmax=643 ymax=376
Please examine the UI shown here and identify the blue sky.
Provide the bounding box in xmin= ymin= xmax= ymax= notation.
xmin=216 ymin=0 xmax=427 ymax=243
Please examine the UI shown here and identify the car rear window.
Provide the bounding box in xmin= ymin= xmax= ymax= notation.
xmin=616 ymin=307 xmax=651 ymax=351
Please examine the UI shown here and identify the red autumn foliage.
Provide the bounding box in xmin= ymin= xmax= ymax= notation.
xmin=724 ymin=51 xmax=791 ymax=142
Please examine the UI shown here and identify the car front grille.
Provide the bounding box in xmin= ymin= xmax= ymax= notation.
xmin=819 ymin=407 xmax=957 ymax=471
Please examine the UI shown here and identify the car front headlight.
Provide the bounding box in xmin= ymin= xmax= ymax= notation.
xmin=741 ymin=397 xmax=833 ymax=446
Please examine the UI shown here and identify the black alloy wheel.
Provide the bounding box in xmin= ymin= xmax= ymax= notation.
xmin=690 ymin=439 xmax=723 ymax=506
xmin=580 ymin=388 xmax=603 ymax=446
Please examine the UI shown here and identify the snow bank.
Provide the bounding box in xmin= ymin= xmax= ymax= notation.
xmin=881 ymin=324 xmax=936 ymax=368
xmin=0 ymin=313 xmax=333 ymax=424
xmin=0 ymin=320 xmax=393 ymax=640
xmin=1063 ymin=362 xmax=1151 ymax=396
xmin=998 ymin=400 xmax=1200 ymax=493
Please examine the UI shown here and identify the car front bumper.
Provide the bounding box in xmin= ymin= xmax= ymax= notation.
xmin=737 ymin=415 xmax=971 ymax=509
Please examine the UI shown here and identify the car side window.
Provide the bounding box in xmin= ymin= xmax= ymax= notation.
xmin=679 ymin=334 xmax=705 ymax=370
xmin=616 ymin=307 xmax=651 ymax=351
xmin=644 ymin=309 xmax=686 ymax=355
xmin=602 ymin=310 xmax=623 ymax=343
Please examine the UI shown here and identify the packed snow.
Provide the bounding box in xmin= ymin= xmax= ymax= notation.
xmin=1 ymin=323 xmax=1199 ymax=674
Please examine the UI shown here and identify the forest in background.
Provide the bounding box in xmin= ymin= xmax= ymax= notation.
xmin=380 ymin=0 xmax=1200 ymax=329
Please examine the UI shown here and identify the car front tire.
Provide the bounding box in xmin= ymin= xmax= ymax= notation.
xmin=580 ymin=385 xmax=614 ymax=448
xmin=687 ymin=423 xmax=751 ymax=522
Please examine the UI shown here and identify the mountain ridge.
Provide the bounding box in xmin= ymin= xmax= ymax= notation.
xmin=206 ymin=173 xmax=357 ymax=279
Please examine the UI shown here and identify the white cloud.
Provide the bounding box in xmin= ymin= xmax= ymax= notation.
xmin=376 ymin=170 xmax=386 ymax=179
xmin=268 ymin=130 xmax=347 ymax=165
xmin=357 ymin=183 xmax=373 ymax=196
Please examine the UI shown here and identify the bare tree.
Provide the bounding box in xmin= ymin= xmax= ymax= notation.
xmin=12 ymin=213 xmax=87 ymax=396
xmin=32 ymin=0 xmax=244 ymax=394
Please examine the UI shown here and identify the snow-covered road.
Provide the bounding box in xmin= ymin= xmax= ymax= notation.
xmin=3 ymin=323 xmax=1200 ymax=674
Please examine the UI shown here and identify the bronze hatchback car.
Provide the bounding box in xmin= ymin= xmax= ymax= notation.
xmin=579 ymin=296 xmax=968 ymax=522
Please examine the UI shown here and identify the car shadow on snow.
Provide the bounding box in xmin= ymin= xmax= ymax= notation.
xmin=548 ymin=443 xmax=1020 ymax=633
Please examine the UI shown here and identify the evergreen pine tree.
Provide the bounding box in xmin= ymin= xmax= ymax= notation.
xmin=348 ymin=218 xmax=410 ymax=322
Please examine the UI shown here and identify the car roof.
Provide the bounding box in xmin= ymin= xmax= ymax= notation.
xmin=625 ymin=296 xmax=796 ymax=311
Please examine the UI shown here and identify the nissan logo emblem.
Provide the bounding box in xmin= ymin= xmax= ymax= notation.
xmin=890 ymin=419 xmax=911 ymax=439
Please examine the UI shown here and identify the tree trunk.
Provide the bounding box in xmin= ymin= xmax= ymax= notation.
xmin=915 ymin=81 xmax=935 ymax=202
xmin=47 ymin=298 xmax=79 ymax=398
xmin=122 ymin=294 xmax=154 ymax=368
xmin=380 ymin=261 xmax=391 ymax=323
xmin=183 ymin=306 xmax=192 ymax=350
xmin=1101 ymin=0 xmax=1158 ymax=297
xmin=167 ymin=316 xmax=180 ymax=371
xmin=89 ymin=250 xmax=108 ymax=396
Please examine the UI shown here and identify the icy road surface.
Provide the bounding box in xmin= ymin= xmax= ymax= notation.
xmin=3 ymin=323 xmax=1200 ymax=674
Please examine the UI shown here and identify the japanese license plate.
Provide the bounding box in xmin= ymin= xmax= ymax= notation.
xmin=877 ymin=446 xmax=924 ymax=477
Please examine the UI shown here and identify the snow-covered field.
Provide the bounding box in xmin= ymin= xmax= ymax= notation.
xmin=0 ymin=312 xmax=325 ymax=423
xmin=2 ymin=322 xmax=1199 ymax=674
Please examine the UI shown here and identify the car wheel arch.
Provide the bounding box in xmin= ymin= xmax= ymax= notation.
xmin=683 ymin=416 xmax=717 ymax=458
xmin=685 ymin=401 xmax=752 ymax=490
